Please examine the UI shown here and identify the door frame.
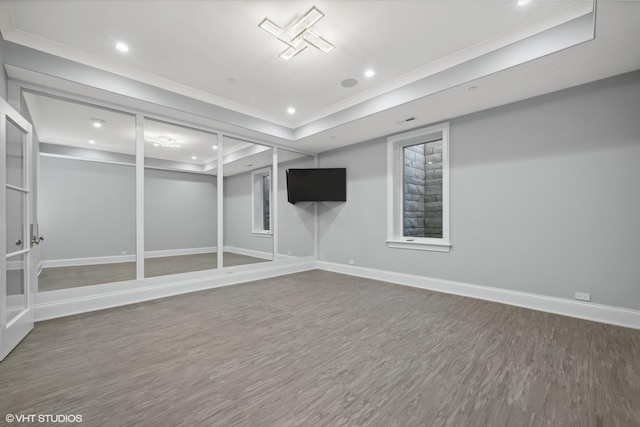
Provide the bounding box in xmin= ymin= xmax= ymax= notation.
xmin=0 ymin=97 xmax=35 ymax=361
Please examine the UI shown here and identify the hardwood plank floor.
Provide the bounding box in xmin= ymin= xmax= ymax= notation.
xmin=2 ymin=270 xmax=639 ymax=426
xmin=38 ymin=252 xmax=269 ymax=292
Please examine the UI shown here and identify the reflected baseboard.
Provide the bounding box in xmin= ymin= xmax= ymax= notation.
xmin=41 ymin=247 xmax=218 ymax=268
xmin=223 ymin=246 xmax=273 ymax=261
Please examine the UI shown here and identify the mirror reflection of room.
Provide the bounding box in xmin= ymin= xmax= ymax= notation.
xmin=25 ymin=93 xmax=137 ymax=292
xmin=222 ymin=137 xmax=274 ymax=266
xmin=143 ymin=118 xmax=219 ymax=278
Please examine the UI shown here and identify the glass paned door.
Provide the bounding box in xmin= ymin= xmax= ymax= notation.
xmin=1 ymin=98 xmax=34 ymax=361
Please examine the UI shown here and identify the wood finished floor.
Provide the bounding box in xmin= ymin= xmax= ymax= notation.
xmin=38 ymin=252 xmax=269 ymax=292
xmin=2 ymin=270 xmax=639 ymax=426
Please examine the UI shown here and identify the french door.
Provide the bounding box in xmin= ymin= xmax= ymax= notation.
xmin=0 ymin=97 xmax=34 ymax=361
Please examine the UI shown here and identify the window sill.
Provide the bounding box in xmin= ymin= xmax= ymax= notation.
xmin=386 ymin=239 xmax=451 ymax=253
xmin=252 ymin=231 xmax=273 ymax=238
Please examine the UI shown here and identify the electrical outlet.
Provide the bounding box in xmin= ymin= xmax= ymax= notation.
xmin=348 ymin=260 xmax=355 ymax=265
xmin=575 ymin=292 xmax=591 ymax=302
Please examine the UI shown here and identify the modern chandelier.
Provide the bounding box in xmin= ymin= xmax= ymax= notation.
xmin=259 ymin=6 xmax=334 ymax=60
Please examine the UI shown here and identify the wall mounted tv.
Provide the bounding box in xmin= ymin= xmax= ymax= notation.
xmin=286 ymin=168 xmax=347 ymax=204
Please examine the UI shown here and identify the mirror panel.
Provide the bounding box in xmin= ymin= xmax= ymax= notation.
xmin=144 ymin=118 xmax=218 ymax=277
xmin=25 ymin=93 xmax=137 ymax=291
xmin=278 ymin=149 xmax=315 ymax=258
xmin=223 ymin=137 xmax=274 ymax=267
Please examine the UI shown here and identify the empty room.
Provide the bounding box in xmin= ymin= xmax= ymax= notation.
xmin=0 ymin=1 xmax=639 ymax=426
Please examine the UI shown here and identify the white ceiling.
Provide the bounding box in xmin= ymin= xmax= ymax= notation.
xmin=2 ymin=1 xmax=640 ymax=154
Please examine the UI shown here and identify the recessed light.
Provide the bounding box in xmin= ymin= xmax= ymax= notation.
xmin=212 ymin=145 xmax=218 ymax=150
xmin=364 ymin=69 xmax=375 ymax=78
xmin=287 ymin=107 xmax=296 ymax=115
xmin=517 ymin=0 xmax=531 ymax=5
xmin=428 ymin=161 xmax=433 ymax=165
xmin=191 ymin=156 xmax=197 ymax=160
xmin=116 ymin=42 xmax=129 ymax=52
xmin=91 ymin=118 xmax=105 ymax=128
xmin=88 ymin=140 xmax=96 ymax=144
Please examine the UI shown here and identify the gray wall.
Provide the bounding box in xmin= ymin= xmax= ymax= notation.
xmin=318 ymin=71 xmax=640 ymax=311
xmin=278 ymin=154 xmax=315 ymax=257
xmin=144 ymin=168 xmax=217 ymax=251
xmin=39 ymin=156 xmax=136 ymax=260
xmin=223 ymin=171 xmax=273 ymax=256
xmin=0 ymin=31 xmax=7 ymax=100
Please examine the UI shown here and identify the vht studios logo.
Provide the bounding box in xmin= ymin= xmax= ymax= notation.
xmin=5 ymin=414 xmax=83 ymax=423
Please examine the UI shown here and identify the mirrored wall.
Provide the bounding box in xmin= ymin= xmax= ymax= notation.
xmin=223 ymin=137 xmax=274 ymax=267
xmin=20 ymin=91 xmax=314 ymax=294
xmin=144 ymin=118 xmax=218 ymax=278
xmin=24 ymin=93 xmax=137 ymax=292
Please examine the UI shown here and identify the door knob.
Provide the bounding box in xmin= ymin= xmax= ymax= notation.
xmin=15 ymin=239 xmax=22 ymax=246
xmin=31 ymin=236 xmax=44 ymax=245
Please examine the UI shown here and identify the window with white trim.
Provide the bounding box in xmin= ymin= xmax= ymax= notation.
xmin=387 ymin=122 xmax=450 ymax=252
xmin=252 ymin=168 xmax=271 ymax=234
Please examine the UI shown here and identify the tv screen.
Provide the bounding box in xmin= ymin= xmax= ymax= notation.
xmin=286 ymin=168 xmax=346 ymax=204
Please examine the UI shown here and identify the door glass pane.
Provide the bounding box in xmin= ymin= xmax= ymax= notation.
xmin=223 ymin=137 xmax=274 ymax=267
xmin=6 ymin=117 xmax=25 ymax=188
xmin=6 ymin=253 xmax=26 ymax=323
xmin=23 ymin=93 xmax=137 ymax=291
xmin=144 ymin=118 xmax=218 ymax=278
xmin=6 ymin=189 xmax=25 ymax=253
xmin=278 ymin=149 xmax=315 ymax=258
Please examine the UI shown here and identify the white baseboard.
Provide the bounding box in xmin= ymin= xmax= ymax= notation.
xmin=144 ymin=246 xmax=217 ymax=259
xmin=42 ymin=254 xmax=136 ymax=268
xmin=41 ymin=247 xmax=218 ymax=268
xmin=34 ymin=259 xmax=316 ymax=322
xmin=224 ymin=246 xmax=273 ymax=260
xmin=317 ymin=261 xmax=640 ymax=330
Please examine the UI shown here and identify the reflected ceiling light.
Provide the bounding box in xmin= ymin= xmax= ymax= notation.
xmin=88 ymin=140 xmax=96 ymax=144
xmin=192 ymin=156 xmax=198 ymax=160
xmin=517 ymin=0 xmax=531 ymax=5
xmin=116 ymin=42 xmax=129 ymax=52
xmin=146 ymin=136 xmax=181 ymax=148
xmin=364 ymin=69 xmax=375 ymax=78
xmin=287 ymin=107 xmax=296 ymax=115
xmin=91 ymin=118 xmax=105 ymax=128
xmin=259 ymin=6 xmax=334 ymax=60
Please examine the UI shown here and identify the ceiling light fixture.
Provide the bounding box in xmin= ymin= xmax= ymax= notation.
xmin=192 ymin=156 xmax=198 ymax=160
xmin=212 ymin=145 xmax=218 ymax=150
xmin=287 ymin=107 xmax=296 ymax=114
xmin=115 ymin=42 xmax=129 ymax=52
xmin=364 ymin=69 xmax=375 ymax=78
xmin=91 ymin=118 xmax=106 ymax=128
xmin=517 ymin=0 xmax=531 ymax=5
xmin=259 ymin=6 xmax=334 ymax=60
xmin=146 ymin=136 xmax=181 ymax=148
xmin=88 ymin=140 xmax=96 ymax=144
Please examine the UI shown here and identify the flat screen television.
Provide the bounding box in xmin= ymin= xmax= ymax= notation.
xmin=286 ymin=168 xmax=346 ymax=204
